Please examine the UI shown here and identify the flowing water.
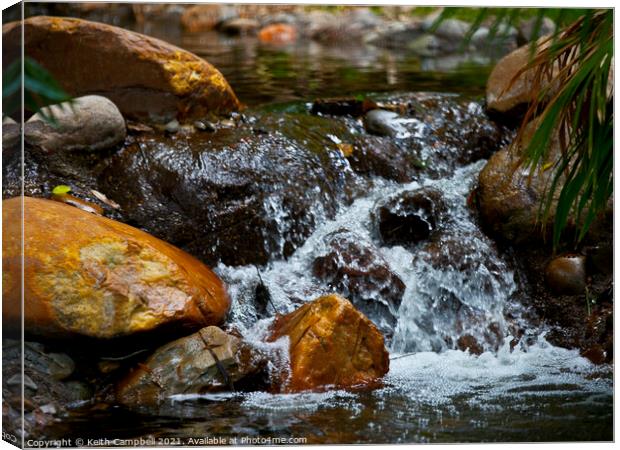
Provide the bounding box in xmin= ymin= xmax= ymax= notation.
xmin=18 ymin=20 xmax=613 ymax=444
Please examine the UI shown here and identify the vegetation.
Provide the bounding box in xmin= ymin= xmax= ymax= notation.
xmin=435 ymin=8 xmax=613 ymax=250
xmin=2 ymin=56 xmax=72 ymax=124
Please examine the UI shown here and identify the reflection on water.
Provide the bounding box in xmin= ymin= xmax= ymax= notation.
xmin=134 ymin=25 xmax=494 ymax=106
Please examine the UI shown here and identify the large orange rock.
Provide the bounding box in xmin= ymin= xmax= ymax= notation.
xmin=2 ymin=197 xmax=230 ymax=339
xmin=2 ymin=16 xmax=240 ymax=122
xmin=268 ymin=294 xmax=389 ymax=392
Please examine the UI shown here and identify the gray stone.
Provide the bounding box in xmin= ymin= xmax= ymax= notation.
xmin=363 ymin=109 xmax=406 ymax=137
xmin=2 ymin=116 xmax=20 ymax=150
xmin=518 ymin=17 xmax=556 ymax=44
xmin=24 ymin=95 xmax=125 ymax=152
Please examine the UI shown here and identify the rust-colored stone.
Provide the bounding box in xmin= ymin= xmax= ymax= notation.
xmin=258 ymin=23 xmax=297 ymax=44
xmin=2 ymin=16 xmax=240 ymax=122
xmin=2 ymin=197 xmax=230 ymax=339
xmin=268 ymin=294 xmax=389 ymax=392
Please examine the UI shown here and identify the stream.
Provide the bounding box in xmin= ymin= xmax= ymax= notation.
xmin=9 ymin=15 xmax=614 ymax=444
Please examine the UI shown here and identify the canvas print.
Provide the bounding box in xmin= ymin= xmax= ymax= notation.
xmin=1 ymin=2 xmax=614 ymax=446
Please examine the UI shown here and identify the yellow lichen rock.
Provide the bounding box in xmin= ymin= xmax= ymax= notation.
xmin=268 ymin=294 xmax=389 ymax=392
xmin=2 ymin=197 xmax=230 ymax=339
xmin=2 ymin=16 xmax=241 ymax=122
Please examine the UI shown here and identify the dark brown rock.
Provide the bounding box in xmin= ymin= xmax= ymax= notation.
xmin=312 ymin=229 xmax=405 ymax=336
xmin=545 ymin=255 xmax=587 ymax=296
xmin=374 ymin=188 xmax=445 ymax=247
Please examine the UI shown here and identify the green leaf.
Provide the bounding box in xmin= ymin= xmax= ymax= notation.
xmin=52 ymin=185 xmax=72 ymax=195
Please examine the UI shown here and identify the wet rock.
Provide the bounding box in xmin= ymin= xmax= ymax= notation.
xmin=517 ymin=17 xmax=556 ymax=45
xmin=2 ymin=197 xmax=230 ymax=338
xmin=258 ymin=23 xmax=297 ymax=44
xmin=24 ymin=95 xmax=126 ymax=153
xmin=117 ymin=326 xmax=266 ymax=406
xmin=194 ymin=120 xmax=216 ymax=132
xmin=457 ymin=335 xmax=484 ymax=355
xmin=545 ymin=255 xmax=587 ymax=296
xmin=311 ymin=97 xmax=377 ymax=117
xmin=268 ymin=294 xmax=389 ymax=392
xmin=312 ymin=230 xmax=405 ymax=336
xmin=2 ymin=340 xmax=89 ymax=439
xmin=485 ymin=36 xmax=555 ymax=122
xmin=374 ymin=188 xmax=445 ymax=247
xmin=220 ymin=17 xmax=260 ymax=35
xmin=98 ymin=113 xmax=360 ymax=266
xmin=363 ymin=109 xmax=408 ymax=137
xmin=3 ymin=16 xmax=240 ymax=122
xmin=581 ymin=303 xmax=613 ymax=364
xmin=476 ymin=114 xmax=570 ymax=243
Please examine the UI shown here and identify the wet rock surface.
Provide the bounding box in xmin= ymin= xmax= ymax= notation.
xmin=2 ymin=196 xmax=230 ymax=339
xmin=545 ymin=255 xmax=587 ymax=296
xmin=2 ymin=340 xmax=91 ymax=440
xmin=312 ymin=229 xmax=405 ymax=337
xmin=117 ymin=326 xmax=267 ymax=406
xmin=268 ymin=294 xmax=389 ymax=392
xmin=24 ymin=95 xmax=126 ymax=153
xmin=3 ymin=16 xmax=240 ymax=122
xmin=374 ymin=187 xmax=446 ymax=247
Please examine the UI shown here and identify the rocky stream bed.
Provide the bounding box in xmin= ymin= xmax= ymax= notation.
xmin=1 ymin=5 xmax=613 ymax=445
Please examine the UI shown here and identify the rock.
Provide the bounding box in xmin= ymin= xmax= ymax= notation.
xmin=258 ymin=23 xmax=297 ymax=44
xmin=2 ymin=116 xmax=20 ymax=151
xmin=194 ymin=120 xmax=216 ymax=132
xmin=2 ymin=196 xmax=230 ymax=338
xmin=311 ymin=97 xmax=378 ymax=117
xmin=517 ymin=17 xmax=556 ymax=45
xmin=374 ymin=188 xmax=445 ymax=247
xmin=164 ymin=119 xmax=180 ymax=134
xmin=457 ymin=335 xmax=484 ymax=355
xmin=117 ymin=326 xmax=266 ymax=406
xmin=268 ymin=295 xmax=389 ymax=392
xmin=2 ymin=340 xmax=90 ymax=439
xmin=485 ymin=36 xmax=555 ymax=122
xmin=312 ymin=230 xmax=405 ymax=336
xmin=363 ymin=109 xmax=406 ymax=137
xmin=545 ymin=255 xmax=587 ymax=295
xmin=220 ymin=17 xmax=260 ymax=35
xmin=97 ymin=112 xmax=361 ymax=266
xmin=3 ymin=16 xmax=240 ymax=122
xmin=180 ymin=4 xmax=236 ymax=32
xmin=24 ymin=95 xmax=126 ymax=153
xmin=423 ymin=18 xmax=469 ymax=40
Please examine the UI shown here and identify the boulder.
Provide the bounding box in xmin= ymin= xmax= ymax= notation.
xmin=312 ymin=230 xmax=405 ymax=336
xmin=2 ymin=196 xmax=230 ymax=339
xmin=374 ymin=188 xmax=445 ymax=247
xmin=258 ymin=23 xmax=297 ymax=44
xmin=476 ymin=115 xmax=576 ymax=243
xmin=545 ymin=255 xmax=587 ymax=295
xmin=97 ymin=112 xmax=362 ymax=266
xmin=117 ymin=326 xmax=266 ymax=406
xmin=485 ymin=36 xmax=555 ymax=122
xmin=268 ymin=295 xmax=389 ymax=392
xmin=24 ymin=95 xmax=126 ymax=153
xmin=2 ymin=16 xmax=240 ymax=122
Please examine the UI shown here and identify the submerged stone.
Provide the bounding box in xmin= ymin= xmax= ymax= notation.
xmin=268 ymin=294 xmax=389 ymax=392
xmin=2 ymin=196 xmax=230 ymax=339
